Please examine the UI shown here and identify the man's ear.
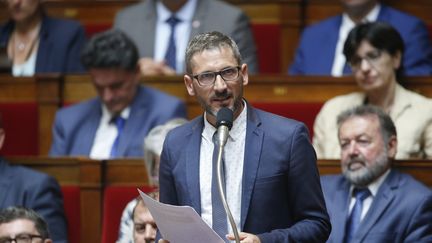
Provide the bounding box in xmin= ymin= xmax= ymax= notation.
xmin=387 ymin=135 xmax=398 ymax=159
xmin=241 ymin=63 xmax=248 ymax=86
xmin=184 ymin=74 xmax=195 ymax=96
xmin=43 ymin=239 xmax=53 ymax=243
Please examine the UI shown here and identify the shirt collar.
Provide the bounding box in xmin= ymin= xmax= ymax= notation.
xmin=101 ymin=105 xmax=131 ymax=124
xmin=202 ymin=100 xmax=248 ymax=143
xmin=156 ymin=0 xmax=197 ymax=23
xmin=341 ymin=3 xmax=381 ymax=28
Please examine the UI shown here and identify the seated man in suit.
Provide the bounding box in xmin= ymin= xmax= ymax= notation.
xmin=0 ymin=207 xmax=54 ymax=243
xmin=289 ymin=0 xmax=432 ymax=76
xmin=49 ymin=29 xmax=187 ymax=159
xmin=114 ymin=0 xmax=258 ymax=76
xmin=0 ymin=115 xmax=67 ymax=243
xmin=321 ymin=105 xmax=432 ymax=243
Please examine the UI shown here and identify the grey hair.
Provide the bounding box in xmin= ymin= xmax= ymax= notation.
xmin=144 ymin=118 xmax=188 ymax=184
xmin=185 ymin=31 xmax=243 ymax=74
xmin=337 ymin=105 xmax=397 ymax=144
xmin=0 ymin=206 xmax=50 ymax=239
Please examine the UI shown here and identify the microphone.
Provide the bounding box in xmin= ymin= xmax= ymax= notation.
xmin=215 ymin=107 xmax=240 ymax=243
xmin=216 ymin=107 xmax=233 ymax=147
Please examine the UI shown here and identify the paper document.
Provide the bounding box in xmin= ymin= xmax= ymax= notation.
xmin=138 ymin=189 xmax=225 ymax=243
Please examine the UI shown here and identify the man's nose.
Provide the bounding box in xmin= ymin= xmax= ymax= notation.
xmin=144 ymin=224 xmax=156 ymax=240
xmin=213 ymin=74 xmax=227 ymax=92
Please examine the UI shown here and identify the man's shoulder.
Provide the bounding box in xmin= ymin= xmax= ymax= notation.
xmin=392 ymin=170 xmax=431 ymax=197
xmin=138 ymin=86 xmax=183 ymax=107
xmin=56 ymin=98 xmax=99 ymax=119
xmin=379 ymin=5 xmax=425 ymax=26
xmin=301 ymin=15 xmax=342 ymax=38
xmin=115 ymin=1 xmax=149 ymax=17
xmin=320 ymin=174 xmax=345 ymax=188
xmin=204 ymin=0 xmax=243 ymax=14
xmin=2 ymin=160 xmax=53 ymax=185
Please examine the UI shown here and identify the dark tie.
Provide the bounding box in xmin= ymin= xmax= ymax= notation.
xmin=344 ymin=188 xmax=371 ymax=242
xmin=343 ymin=61 xmax=352 ymax=75
xmin=164 ymin=15 xmax=181 ymax=70
xmin=211 ymin=133 xmax=228 ymax=241
xmin=109 ymin=116 xmax=126 ymax=158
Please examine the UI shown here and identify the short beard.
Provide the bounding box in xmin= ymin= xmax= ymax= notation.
xmin=342 ymin=149 xmax=389 ymax=187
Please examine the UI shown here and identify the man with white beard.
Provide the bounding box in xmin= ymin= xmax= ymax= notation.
xmin=320 ymin=105 xmax=432 ymax=243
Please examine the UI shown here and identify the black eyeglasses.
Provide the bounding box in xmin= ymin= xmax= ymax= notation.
xmin=349 ymin=50 xmax=382 ymax=69
xmin=191 ymin=66 xmax=241 ymax=86
xmin=0 ymin=234 xmax=43 ymax=243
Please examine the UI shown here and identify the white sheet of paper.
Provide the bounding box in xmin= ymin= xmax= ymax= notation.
xmin=138 ymin=189 xmax=225 ymax=243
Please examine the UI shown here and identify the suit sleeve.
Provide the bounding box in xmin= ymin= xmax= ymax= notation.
xmin=402 ymin=20 xmax=432 ymax=76
xmin=49 ymin=111 xmax=67 ymax=156
xmin=404 ymin=193 xmax=432 ymax=241
xmin=231 ymin=11 xmax=259 ymax=74
xmin=288 ymin=29 xmax=308 ymax=75
xmin=29 ymin=175 xmax=68 ymax=243
xmin=258 ymin=124 xmax=331 ymax=242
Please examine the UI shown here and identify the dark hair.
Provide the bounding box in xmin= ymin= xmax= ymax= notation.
xmin=80 ymin=29 xmax=139 ymax=71
xmin=185 ymin=31 xmax=242 ymax=74
xmin=337 ymin=105 xmax=397 ymax=144
xmin=343 ymin=22 xmax=405 ymax=80
xmin=0 ymin=206 xmax=50 ymax=239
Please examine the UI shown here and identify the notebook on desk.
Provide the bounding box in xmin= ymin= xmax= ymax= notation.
xmin=0 ymin=46 xmax=12 ymax=73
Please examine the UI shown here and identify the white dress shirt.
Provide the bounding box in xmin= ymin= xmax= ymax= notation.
xmin=200 ymin=102 xmax=247 ymax=236
xmin=348 ymin=169 xmax=391 ymax=221
xmin=12 ymin=51 xmax=36 ymax=77
xmin=154 ymin=0 xmax=197 ymax=73
xmin=89 ymin=106 xmax=130 ymax=159
xmin=331 ymin=4 xmax=380 ymax=76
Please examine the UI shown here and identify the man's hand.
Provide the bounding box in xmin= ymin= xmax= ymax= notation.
xmin=158 ymin=239 xmax=169 ymax=243
xmin=138 ymin=58 xmax=176 ymax=76
xmin=226 ymin=232 xmax=261 ymax=243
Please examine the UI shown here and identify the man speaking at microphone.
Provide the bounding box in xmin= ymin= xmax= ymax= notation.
xmin=158 ymin=31 xmax=331 ymax=243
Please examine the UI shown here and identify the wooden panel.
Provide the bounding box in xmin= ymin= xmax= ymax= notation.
xmin=7 ymin=157 xmax=102 ymax=243
xmin=318 ymin=159 xmax=432 ymax=187
xmin=103 ymin=159 xmax=150 ymax=186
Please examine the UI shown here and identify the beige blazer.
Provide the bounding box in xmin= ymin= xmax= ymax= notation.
xmin=313 ymin=83 xmax=432 ymax=159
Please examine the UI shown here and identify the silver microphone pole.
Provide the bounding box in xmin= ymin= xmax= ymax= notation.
xmin=215 ymin=108 xmax=240 ymax=243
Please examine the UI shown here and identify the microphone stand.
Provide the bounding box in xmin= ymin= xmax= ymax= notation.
xmin=216 ymin=140 xmax=240 ymax=243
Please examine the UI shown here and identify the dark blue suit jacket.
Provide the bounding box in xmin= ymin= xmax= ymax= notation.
xmin=49 ymin=85 xmax=187 ymax=157
xmin=321 ymin=170 xmax=432 ymax=243
xmin=0 ymin=15 xmax=86 ymax=74
xmin=289 ymin=5 xmax=432 ymax=76
xmin=0 ymin=159 xmax=67 ymax=243
xmin=159 ymin=106 xmax=331 ymax=242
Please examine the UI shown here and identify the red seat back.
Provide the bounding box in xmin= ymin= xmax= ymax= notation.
xmin=0 ymin=103 xmax=38 ymax=156
xmin=252 ymin=102 xmax=323 ymax=138
xmin=101 ymin=186 xmax=157 ymax=243
xmin=61 ymin=186 xmax=81 ymax=243
xmin=251 ymin=23 xmax=282 ymax=74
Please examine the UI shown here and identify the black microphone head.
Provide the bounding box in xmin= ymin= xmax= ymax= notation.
xmin=216 ymin=107 xmax=233 ymax=130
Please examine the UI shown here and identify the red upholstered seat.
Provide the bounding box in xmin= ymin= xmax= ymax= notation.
xmin=101 ymin=186 xmax=157 ymax=243
xmin=252 ymin=102 xmax=323 ymax=138
xmin=84 ymin=24 xmax=111 ymax=38
xmin=0 ymin=103 xmax=38 ymax=156
xmin=251 ymin=23 xmax=282 ymax=74
xmin=61 ymin=186 xmax=81 ymax=243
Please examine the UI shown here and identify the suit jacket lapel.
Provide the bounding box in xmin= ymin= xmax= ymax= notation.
xmin=331 ymin=178 xmax=351 ymax=243
xmin=117 ymin=88 xmax=149 ymax=156
xmin=355 ymin=170 xmax=397 ymax=242
xmin=186 ymin=117 xmax=204 ymax=214
xmin=240 ymin=107 xmax=264 ymax=229
xmin=0 ymin=159 xmax=13 ymax=207
xmin=75 ymin=100 xmax=101 ymax=155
